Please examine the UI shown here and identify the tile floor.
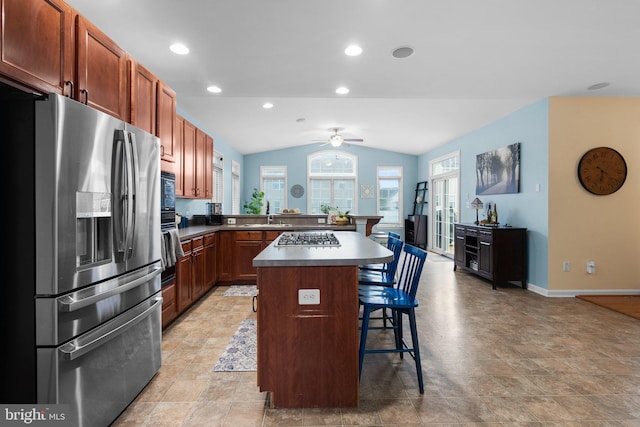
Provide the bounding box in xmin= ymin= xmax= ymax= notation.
xmin=113 ymin=255 xmax=640 ymax=426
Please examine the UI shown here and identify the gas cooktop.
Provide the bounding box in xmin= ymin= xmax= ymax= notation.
xmin=276 ymin=232 xmax=341 ymax=247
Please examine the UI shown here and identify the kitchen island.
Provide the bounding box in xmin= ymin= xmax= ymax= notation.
xmin=253 ymin=231 xmax=393 ymax=408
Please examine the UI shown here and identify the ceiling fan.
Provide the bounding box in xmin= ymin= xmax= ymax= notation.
xmin=313 ymin=128 xmax=364 ymax=147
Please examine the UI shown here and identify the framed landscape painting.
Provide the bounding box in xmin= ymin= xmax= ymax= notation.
xmin=476 ymin=142 xmax=521 ymax=195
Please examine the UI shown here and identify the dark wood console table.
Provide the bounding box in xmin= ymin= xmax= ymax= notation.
xmin=453 ymin=223 xmax=527 ymax=289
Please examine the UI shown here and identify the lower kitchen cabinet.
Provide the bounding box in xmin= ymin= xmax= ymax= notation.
xmin=161 ymin=280 xmax=177 ymax=328
xmin=204 ymin=232 xmax=217 ymax=291
xmin=176 ymin=240 xmax=193 ymax=313
xmin=191 ymin=236 xmax=205 ymax=300
xmin=217 ymin=231 xmax=234 ymax=282
xmin=235 ymin=231 xmax=263 ymax=282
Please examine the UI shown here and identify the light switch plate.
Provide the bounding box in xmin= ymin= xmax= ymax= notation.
xmin=317 ymin=217 xmax=326 ymax=224
xmin=298 ymin=289 xmax=320 ymax=305
xmin=227 ymin=217 xmax=236 ymax=224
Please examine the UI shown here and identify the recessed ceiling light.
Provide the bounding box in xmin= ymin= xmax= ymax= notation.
xmin=263 ymin=102 xmax=274 ymax=109
xmin=344 ymin=45 xmax=363 ymax=56
xmin=588 ymin=82 xmax=610 ymax=90
xmin=336 ymin=87 xmax=350 ymax=95
xmin=207 ymin=85 xmax=222 ymax=93
xmin=392 ymin=46 xmax=414 ymax=59
xmin=169 ymin=43 xmax=189 ymax=55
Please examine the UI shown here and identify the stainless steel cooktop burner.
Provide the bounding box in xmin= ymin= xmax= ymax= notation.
xmin=276 ymin=232 xmax=341 ymax=247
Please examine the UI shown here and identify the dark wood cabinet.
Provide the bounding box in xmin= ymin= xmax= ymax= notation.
xmin=176 ymin=240 xmax=193 ymax=313
xmin=76 ymin=15 xmax=128 ymax=120
xmin=191 ymin=236 xmax=205 ymax=300
xmin=257 ymin=265 xmax=359 ymax=408
xmin=453 ymin=224 xmax=527 ymax=289
xmin=161 ymin=280 xmax=177 ymax=328
xmin=234 ymin=231 xmax=263 ymax=282
xmin=204 ymin=134 xmax=214 ymax=199
xmin=129 ymin=60 xmax=156 ymax=135
xmin=174 ymin=115 xmax=184 ymax=195
xmin=405 ymin=214 xmax=427 ymax=248
xmin=204 ymin=233 xmax=217 ymax=291
xmin=157 ymin=80 xmax=177 ymax=171
xmin=217 ymin=231 xmax=234 ymax=282
xmin=0 ymin=0 xmax=75 ymax=96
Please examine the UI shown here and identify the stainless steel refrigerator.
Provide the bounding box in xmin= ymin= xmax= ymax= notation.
xmin=2 ymin=88 xmax=162 ymax=426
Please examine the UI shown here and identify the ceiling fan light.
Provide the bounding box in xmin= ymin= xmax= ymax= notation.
xmin=329 ymin=135 xmax=343 ymax=147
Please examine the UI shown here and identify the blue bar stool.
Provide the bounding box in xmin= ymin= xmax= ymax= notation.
xmin=358 ymin=243 xmax=428 ymax=393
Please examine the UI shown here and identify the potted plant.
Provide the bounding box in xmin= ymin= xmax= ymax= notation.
xmin=243 ymin=188 xmax=264 ymax=214
xmin=334 ymin=209 xmax=350 ymax=225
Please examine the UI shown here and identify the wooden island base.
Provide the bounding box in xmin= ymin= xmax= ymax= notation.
xmin=257 ymin=265 xmax=359 ymax=408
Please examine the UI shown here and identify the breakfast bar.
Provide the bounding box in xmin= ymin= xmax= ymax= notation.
xmin=253 ymin=231 xmax=393 ymax=408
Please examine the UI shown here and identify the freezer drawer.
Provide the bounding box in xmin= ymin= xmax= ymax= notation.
xmin=36 ymin=262 xmax=162 ymax=346
xmin=37 ymin=294 xmax=162 ymax=427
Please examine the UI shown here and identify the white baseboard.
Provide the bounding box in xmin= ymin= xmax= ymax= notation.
xmin=526 ymin=283 xmax=640 ymax=298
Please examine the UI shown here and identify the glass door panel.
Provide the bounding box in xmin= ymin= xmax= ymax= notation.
xmin=432 ymin=176 xmax=458 ymax=256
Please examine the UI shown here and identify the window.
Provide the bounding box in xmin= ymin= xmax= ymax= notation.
xmin=377 ymin=166 xmax=402 ymax=226
xmin=261 ymin=166 xmax=287 ymax=213
xmin=307 ymin=151 xmax=357 ymax=214
xmin=213 ymin=151 xmax=223 ymax=204
xmin=231 ymin=160 xmax=240 ymax=214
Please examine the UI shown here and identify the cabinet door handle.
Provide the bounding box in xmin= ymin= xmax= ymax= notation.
xmin=80 ymin=88 xmax=89 ymax=105
xmin=64 ymin=80 xmax=74 ymax=98
xmin=456 ymin=236 xmax=464 ymax=240
xmin=480 ymin=241 xmax=491 ymax=246
xmin=160 ymin=145 xmax=165 ymax=156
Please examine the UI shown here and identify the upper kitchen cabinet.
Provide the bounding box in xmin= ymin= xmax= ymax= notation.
xmin=204 ymin=134 xmax=214 ymax=199
xmin=75 ymin=15 xmax=128 ymax=121
xmin=174 ymin=115 xmax=185 ymax=195
xmin=129 ymin=60 xmax=157 ymax=135
xmin=0 ymin=0 xmax=74 ymax=96
xmin=176 ymin=118 xmax=213 ymax=199
xmin=157 ymin=80 xmax=177 ymax=171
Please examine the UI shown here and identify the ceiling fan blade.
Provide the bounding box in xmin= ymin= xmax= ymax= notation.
xmin=343 ymin=138 xmax=364 ymax=142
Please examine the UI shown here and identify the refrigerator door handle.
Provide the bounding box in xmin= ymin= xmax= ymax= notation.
xmin=113 ymin=130 xmax=127 ymax=261
xmin=122 ymin=131 xmax=135 ymax=260
xmin=59 ymin=296 xmax=163 ymax=360
xmin=58 ymin=266 xmax=162 ymax=312
xmin=126 ymin=131 xmax=140 ymax=260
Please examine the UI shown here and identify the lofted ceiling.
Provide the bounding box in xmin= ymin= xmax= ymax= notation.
xmin=65 ymin=0 xmax=640 ymax=155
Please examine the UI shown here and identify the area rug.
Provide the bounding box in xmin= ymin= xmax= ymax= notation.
xmin=222 ymin=285 xmax=257 ymax=297
xmin=212 ymin=319 xmax=257 ymax=372
xmin=576 ymin=295 xmax=640 ymax=320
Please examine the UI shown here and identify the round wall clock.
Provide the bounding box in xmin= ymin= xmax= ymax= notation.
xmin=577 ymin=147 xmax=627 ymax=195
xmin=290 ymin=184 xmax=304 ymax=198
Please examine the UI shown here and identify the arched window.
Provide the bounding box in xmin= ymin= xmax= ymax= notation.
xmin=307 ymin=151 xmax=357 ymax=214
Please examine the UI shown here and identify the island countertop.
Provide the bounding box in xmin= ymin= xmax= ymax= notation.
xmin=253 ymin=230 xmax=393 ymax=267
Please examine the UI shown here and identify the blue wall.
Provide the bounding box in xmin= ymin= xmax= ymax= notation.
xmin=244 ymin=144 xmax=419 ymax=234
xmin=418 ymin=99 xmax=549 ymax=289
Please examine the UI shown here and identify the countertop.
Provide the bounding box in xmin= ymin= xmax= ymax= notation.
xmin=176 ymin=223 xmax=356 ymax=240
xmin=253 ymin=231 xmax=393 ymax=267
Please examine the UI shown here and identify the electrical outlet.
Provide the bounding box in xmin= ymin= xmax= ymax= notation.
xmin=227 ymin=217 xmax=236 ymax=224
xmin=562 ymin=261 xmax=570 ymax=272
xmin=317 ymin=217 xmax=326 ymax=224
xmin=586 ymin=260 xmax=596 ymax=274
xmin=298 ymin=289 xmax=320 ymax=305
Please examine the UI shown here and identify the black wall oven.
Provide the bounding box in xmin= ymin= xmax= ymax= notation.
xmin=160 ymin=171 xmax=177 ymax=286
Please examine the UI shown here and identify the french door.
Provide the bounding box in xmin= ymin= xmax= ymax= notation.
xmin=431 ymin=176 xmax=459 ymax=256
